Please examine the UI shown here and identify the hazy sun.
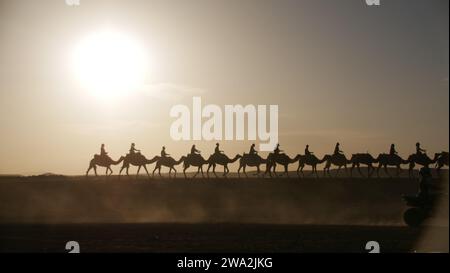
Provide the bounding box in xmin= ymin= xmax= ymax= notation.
xmin=72 ymin=29 xmax=147 ymax=100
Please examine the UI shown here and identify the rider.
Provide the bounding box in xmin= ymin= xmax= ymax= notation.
xmin=274 ymin=144 xmax=283 ymax=155
xmin=389 ymin=144 xmax=398 ymax=155
xmin=333 ymin=142 xmax=343 ymax=155
xmin=100 ymin=144 xmax=108 ymax=156
xmin=249 ymin=144 xmax=258 ymax=155
xmin=161 ymin=146 xmax=170 ymax=158
xmin=305 ymin=145 xmax=314 ymax=156
xmin=416 ymin=142 xmax=426 ymax=155
xmin=191 ymin=144 xmax=201 ymax=155
xmin=129 ymin=143 xmax=140 ymax=155
xmin=214 ymin=143 xmax=224 ymax=154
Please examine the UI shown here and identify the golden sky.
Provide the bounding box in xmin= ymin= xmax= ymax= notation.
xmin=0 ymin=0 xmax=448 ymax=174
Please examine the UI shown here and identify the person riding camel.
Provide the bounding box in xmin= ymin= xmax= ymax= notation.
xmin=416 ymin=142 xmax=426 ymax=155
xmin=333 ymin=142 xmax=343 ymax=155
xmin=129 ymin=143 xmax=140 ymax=155
xmin=305 ymin=145 xmax=314 ymax=156
xmin=214 ymin=143 xmax=224 ymax=155
xmin=161 ymin=146 xmax=170 ymax=158
xmin=100 ymin=144 xmax=108 ymax=157
xmin=191 ymin=145 xmax=201 ymax=155
xmin=274 ymin=144 xmax=283 ymax=155
xmin=390 ymin=144 xmax=398 ymax=155
xmin=249 ymin=144 xmax=258 ymax=155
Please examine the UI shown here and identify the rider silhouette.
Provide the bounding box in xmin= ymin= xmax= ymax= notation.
xmin=100 ymin=144 xmax=108 ymax=156
xmin=416 ymin=142 xmax=426 ymax=155
xmin=214 ymin=143 xmax=224 ymax=154
xmin=334 ymin=143 xmax=343 ymax=155
xmin=129 ymin=143 xmax=140 ymax=155
xmin=390 ymin=144 xmax=398 ymax=155
xmin=161 ymin=146 xmax=170 ymax=158
xmin=305 ymin=145 xmax=313 ymax=156
xmin=249 ymin=144 xmax=258 ymax=155
xmin=191 ymin=145 xmax=201 ymax=155
xmin=274 ymin=144 xmax=283 ymax=155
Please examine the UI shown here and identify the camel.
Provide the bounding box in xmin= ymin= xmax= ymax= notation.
xmin=86 ymin=155 xmax=125 ymax=176
xmin=183 ymin=154 xmax=209 ymax=178
xmin=407 ymin=153 xmax=439 ymax=178
xmin=152 ymin=156 xmax=186 ymax=178
xmin=296 ymin=154 xmax=328 ymax=178
xmin=435 ymin=152 xmax=449 ymax=176
xmin=323 ymin=153 xmax=351 ymax=177
xmin=350 ymin=153 xmax=377 ymax=178
xmin=206 ymin=153 xmax=241 ymax=177
xmin=375 ymin=153 xmax=408 ymax=177
xmin=266 ymin=153 xmax=301 ymax=177
xmin=119 ymin=153 xmax=159 ymax=178
xmin=237 ymin=153 xmax=267 ymax=178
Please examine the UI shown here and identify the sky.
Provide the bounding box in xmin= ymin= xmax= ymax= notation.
xmin=0 ymin=0 xmax=448 ymax=175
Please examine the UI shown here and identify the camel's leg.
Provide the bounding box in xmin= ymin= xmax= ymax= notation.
xmin=207 ymin=164 xmax=212 ymax=176
xmin=200 ymin=166 xmax=205 ymax=178
xmin=86 ymin=161 xmax=95 ymax=176
xmin=376 ymin=164 xmax=381 ymax=178
xmin=136 ymin=165 xmax=141 ymax=178
xmin=193 ymin=167 xmax=199 ymax=178
xmin=243 ymin=166 xmax=248 ymax=178
xmin=152 ymin=165 xmax=158 ymax=177
xmin=350 ymin=163 xmax=355 ymax=177
xmin=284 ymin=165 xmax=289 ymax=178
xmin=368 ymin=164 xmax=373 ymax=178
xmin=237 ymin=165 xmax=242 ymax=178
xmin=409 ymin=162 xmax=415 ymax=178
xmin=109 ymin=167 xmax=113 ymax=176
xmin=183 ymin=166 xmax=188 ymax=179
xmin=336 ymin=166 xmax=341 ymax=177
xmin=93 ymin=166 xmax=98 ymax=176
xmin=143 ymin=165 xmax=150 ymax=178
xmin=357 ymin=165 xmax=363 ymax=178
xmin=172 ymin=167 xmax=177 ymax=178
xmin=158 ymin=166 xmax=162 ymax=177
xmin=384 ymin=164 xmax=390 ymax=178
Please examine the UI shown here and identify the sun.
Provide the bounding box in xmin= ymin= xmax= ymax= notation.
xmin=72 ymin=29 xmax=147 ymax=100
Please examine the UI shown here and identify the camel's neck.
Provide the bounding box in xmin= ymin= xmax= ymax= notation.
xmin=175 ymin=157 xmax=185 ymax=165
xmin=147 ymin=156 xmax=160 ymax=164
xmin=230 ymin=155 xmax=241 ymax=163
xmin=112 ymin=157 xmax=124 ymax=165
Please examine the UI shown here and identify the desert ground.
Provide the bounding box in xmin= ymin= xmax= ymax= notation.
xmin=0 ymin=170 xmax=448 ymax=253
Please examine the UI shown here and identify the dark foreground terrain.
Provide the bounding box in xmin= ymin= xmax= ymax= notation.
xmin=0 ymin=223 xmax=448 ymax=253
xmin=0 ymin=173 xmax=448 ymax=252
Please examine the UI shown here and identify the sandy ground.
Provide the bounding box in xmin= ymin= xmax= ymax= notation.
xmin=0 ymin=172 xmax=448 ymax=252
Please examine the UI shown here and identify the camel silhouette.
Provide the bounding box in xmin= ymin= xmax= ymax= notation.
xmin=435 ymin=152 xmax=449 ymax=176
xmin=350 ymin=153 xmax=377 ymax=178
xmin=237 ymin=153 xmax=268 ymax=178
xmin=375 ymin=153 xmax=408 ymax=177
xmin=183 ymin=154 xmax=209 ymax=178
xmin=119 ymin=153 xmax=159 ymax=178
xmin=323 ymin=153 xmax=350 ymax=177
xmin=206 ymin=153 xmax=241 ymax=177
xmin=266 ymin=153 xmax=301 ymax=177
xmin=152 ymin=156 xmax=186 ymax=178
xmin=86 ymin=154 xmax=125 ymax=176
xmin=407 ymin=153 xmax=439 ymax=178
xmin=296 ymin=154 xmax=328 ymax=178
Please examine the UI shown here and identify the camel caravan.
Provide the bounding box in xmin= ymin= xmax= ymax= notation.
xmin=86 ymin=142 xmax=449 ymax=179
